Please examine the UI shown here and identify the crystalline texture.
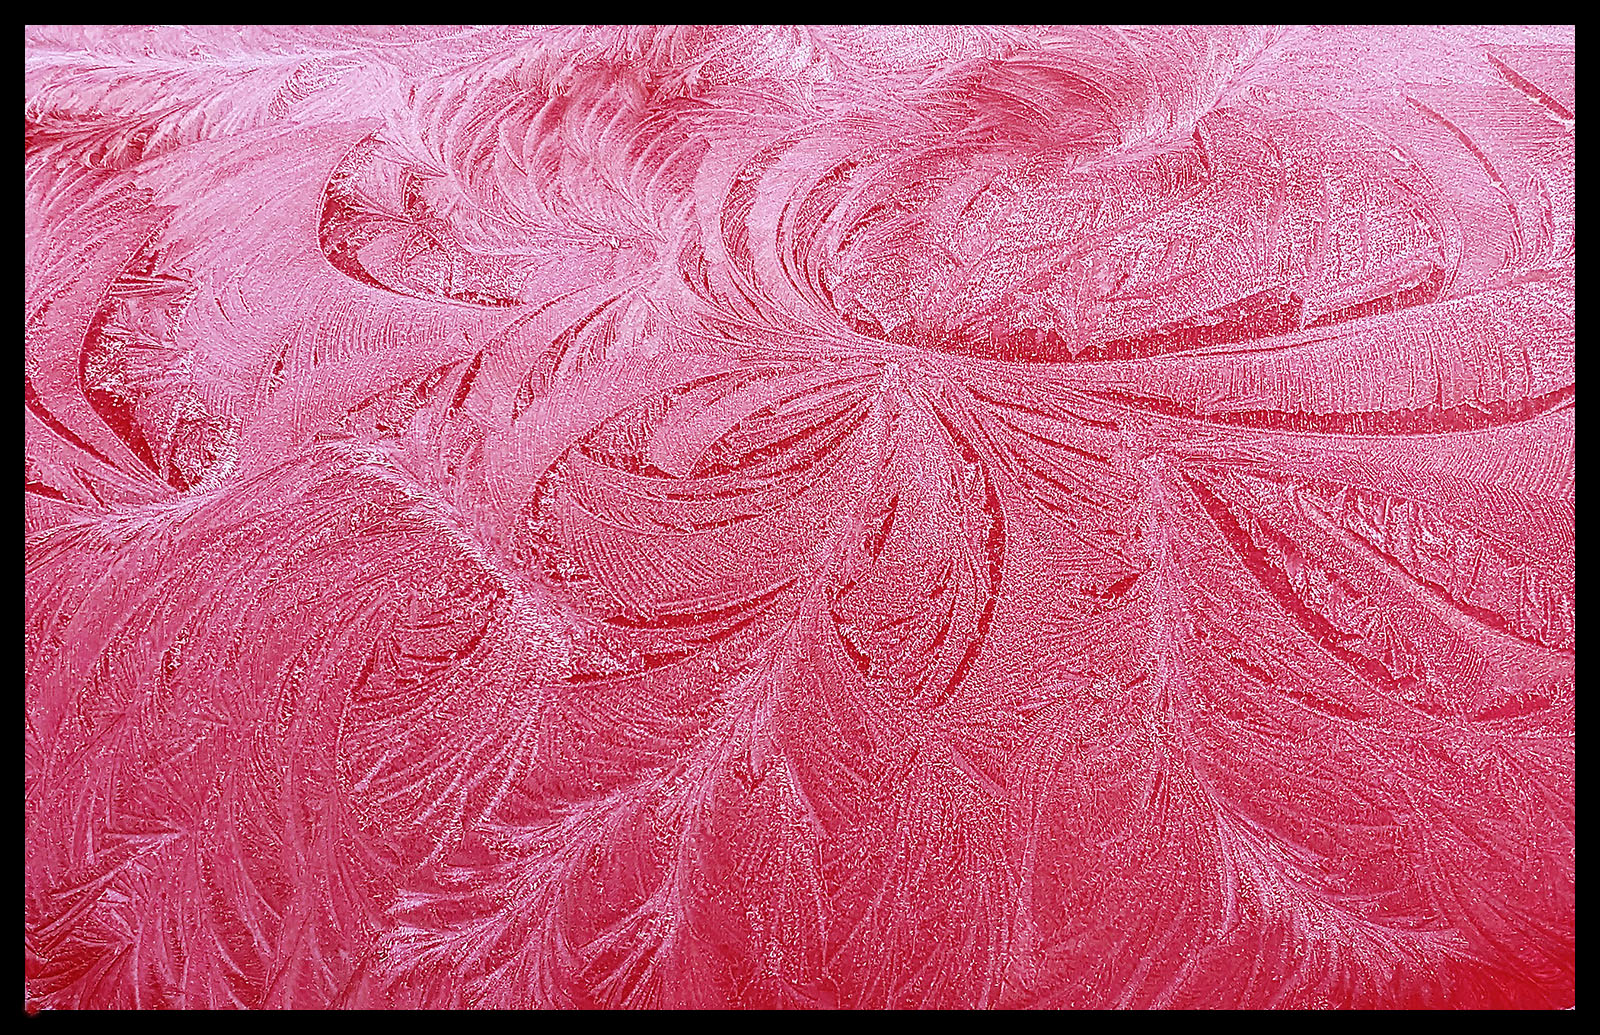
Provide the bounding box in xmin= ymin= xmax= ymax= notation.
xmin=24 ymin=25 xmax=1574 ymax=1010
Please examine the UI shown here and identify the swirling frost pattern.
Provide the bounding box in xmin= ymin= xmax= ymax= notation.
xmin=24 ymin=25 xmax=1574 ymax=1010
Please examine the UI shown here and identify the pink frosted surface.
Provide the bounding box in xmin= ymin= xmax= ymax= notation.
xmin=23 ymin=25 xmax=1574 ymax=1009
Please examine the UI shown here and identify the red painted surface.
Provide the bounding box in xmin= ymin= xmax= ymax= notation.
xmin=24 ymin=25 xmax=1574 ymax=1009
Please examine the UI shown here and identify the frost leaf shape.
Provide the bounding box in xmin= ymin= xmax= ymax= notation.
xmin=25 ymin=25 xmax=1573 ymax=1010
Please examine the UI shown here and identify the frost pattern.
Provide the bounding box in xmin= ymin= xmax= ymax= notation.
xmin=25 ymin=25 xmax=1574 ymax=1009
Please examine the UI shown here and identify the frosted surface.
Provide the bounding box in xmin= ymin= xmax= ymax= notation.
xmin=24 ymin=24 xmax=1574 ymax=1009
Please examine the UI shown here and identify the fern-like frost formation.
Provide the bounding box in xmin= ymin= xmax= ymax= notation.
xmin=24 ymin=25 xmax=1575 ymax=1009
